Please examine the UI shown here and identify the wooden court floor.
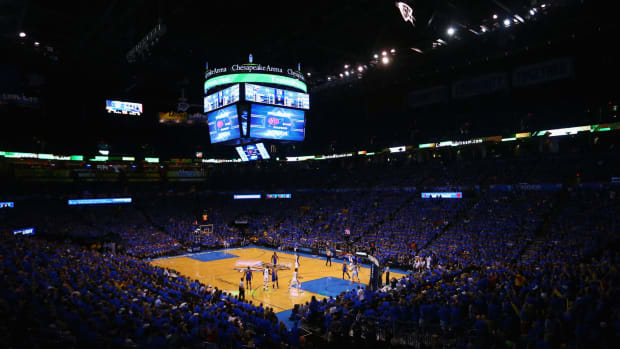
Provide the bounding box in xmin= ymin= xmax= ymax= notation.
xmin=150 ymin=247 xmax=405 ymax=313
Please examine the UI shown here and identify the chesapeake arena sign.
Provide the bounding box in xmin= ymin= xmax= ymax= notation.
xmin=205 ymin=64 xmax=306 ymax=82
xmin=204 ymin=63 xmax=307 ymax=92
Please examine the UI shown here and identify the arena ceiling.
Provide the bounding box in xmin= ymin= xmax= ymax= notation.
xmin=1 ymin=0 xmax=562 ymax=89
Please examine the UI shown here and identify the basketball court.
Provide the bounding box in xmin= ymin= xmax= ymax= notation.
xmin=150 ymin=246 xmax=407 ymax=319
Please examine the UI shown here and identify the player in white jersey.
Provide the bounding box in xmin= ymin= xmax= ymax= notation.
xmin=294 ymin=253 xmax=300 ymax=270
xmin=351 ymin=263 xmax=361 ymax=283
xmin=263 ymin=267 xmax=270 ymax=290
xmin=288 ymin=268 xmax=302 ymax=291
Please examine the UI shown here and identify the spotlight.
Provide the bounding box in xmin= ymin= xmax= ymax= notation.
xmin=480 ymin=26 xmax=488 ymax=33
xmin=503 ymin=18 xmax=511 ymax=27
xmin=390 ymin=48 xmax=396 ymax=53
xmin=492 ymin=14 xmax=498 ymax=20
xmin=357 ymin=66 xmax=363 ymax=72
xmin=327 ymin=77 xmax=331 ymax=81
xmin=34 ymin=41 xmax=40 ymax=47
xmin=529 ymin=9 xmax=536 ymax=15
xmin=382 ymin=51 xmax=387 ymax=56
xmin=447 ymin=27 xmax=455 ymax=36
xmin=381 ymin=56 xmax=390 ymax=65
xmin=373 ymin=54 xmax=379 ymax=59
xmin=19 ymin=32 xmax=26 ymax=38
xmin=345 ymin=71 xmax=350 ymax=76
xmin=344 ymin=64 xmax=349 ymax=69
xmin=307 ymin=72 xmax=311 ymax=77
xmin=541 ymin=4 xmax=546 ymax=8
xmin=339 ymin=73 xmax=344 ymax=77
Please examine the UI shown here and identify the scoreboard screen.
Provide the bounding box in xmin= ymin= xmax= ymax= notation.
xmin=13 ymin=227 xmax=35 ymax=235
xmin=249 ymin=104 xmax=305 ymax=141
xmin=245 ymin=83 xmax=310 ymax=110
xmin=204 ymin=84 xmax=240 ymax=113
xmin=106 ymin=100 xmax=143 ymax=115
xmin=68 ymin=198 xmax=132 ymax=205
xmin=266 ymin=193 xmax=292 ymax=199
xmin=235 ymin=143 xmax=270 ymax=161
xmin=207 ymin=104 xmax=240 ymax=143
xmin=421 ymin=192 xmax=463 ymax=199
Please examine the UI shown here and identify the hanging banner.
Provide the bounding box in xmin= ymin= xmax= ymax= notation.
xmin=513 ymin=57 xmax=574 ymax=87
xmin=452 ymin=73 xmax=508 ymax=99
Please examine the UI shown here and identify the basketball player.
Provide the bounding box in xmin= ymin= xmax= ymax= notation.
xmin=294 ymin=253 xmax=300 ymax=270
xmin=271 ymin=251 xmax=279 ymax=266
xmin=342 ymin=260 xmax=350 ymax=280
xmin=245 ymin=266 xmax=253 ymax=290
xmin=271 ymin=266 xmax=279 ymax=289
xmin=325 ymin=247 xmax=332 ymax=266
xmin=351 ymin=263 xmax=361 ymax=283
xmin=289 ymin=267 xmax=302 ymax=291
xmin=263 ymin=266 xmax=270 ymax=290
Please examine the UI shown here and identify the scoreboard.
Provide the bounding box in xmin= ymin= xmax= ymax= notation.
xmin=204 ymin=84 xmax=240 ymax=113
xmin=235 ymin=143 xmax=270 ymax=161
xmin=245 ymin=83 xmax=309 ymax=110
xmin=207 ymin=105 xmax=240 ymax=143
xmin=249 ymin=104 xmax=305 ymax=141
xmin=421 ymin=192 xmax=463 ymax=199
xmin=106 ymin=100 xmax=143 ymax=115
xmin=202 ymin=62 xmax=310 ymax=145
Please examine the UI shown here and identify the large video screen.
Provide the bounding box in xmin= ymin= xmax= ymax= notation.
xmin=204 ymin=84 xmax=240 ymax=113
xmin=106 ymin=100 xmax=143 ymax=115
xmin=245 ymin=83 xmax=310 ymax=110
xmin=235 ymin=143 xmax=270 ymax=161
xmin=208 ymin=104 xmax=240 ymax=143
xmin=249 ymin=104 xmax=305 ymax=141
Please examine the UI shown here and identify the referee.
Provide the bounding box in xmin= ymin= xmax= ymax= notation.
xmin=239 ymin=277 xmax=245 ymax=300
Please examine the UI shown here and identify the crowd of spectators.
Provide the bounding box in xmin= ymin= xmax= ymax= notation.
xmin=0 ymin=237 xmax=301 ymax=348
xmin=1 ymin=159 xmax=619 ymax=348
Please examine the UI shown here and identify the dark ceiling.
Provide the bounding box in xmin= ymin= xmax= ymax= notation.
xmin=1 ymin=0 xmax=551 ymax=94
xmin=1 ymin=0 xmax=613 ymax=158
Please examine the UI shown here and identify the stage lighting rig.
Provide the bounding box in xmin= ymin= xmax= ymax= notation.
xmin=126 ymin=23 xmax=167 ymax=63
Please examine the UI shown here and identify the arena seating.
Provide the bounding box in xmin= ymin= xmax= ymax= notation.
xmin=0 ymin=237 xmax=294 ymax=348
xmin=1 ymin=160 xmax=619 ymax=348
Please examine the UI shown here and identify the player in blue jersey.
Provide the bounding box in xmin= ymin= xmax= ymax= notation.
xmin=271 ymin=251 xmax=279 ymax=266
xmin=245 ymin=266 xmax=253 ymax=290
xmin=271 ymin=266 xmax=279 ymax=289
